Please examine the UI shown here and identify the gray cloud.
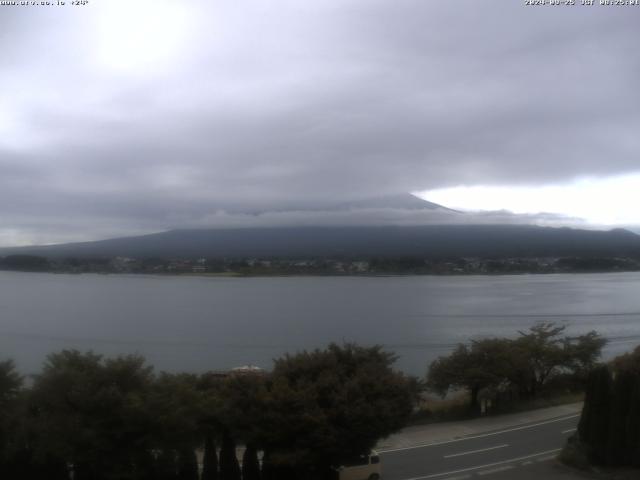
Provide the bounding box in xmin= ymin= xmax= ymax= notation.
xmin=1 ymin=1 xmax=639 ymax=245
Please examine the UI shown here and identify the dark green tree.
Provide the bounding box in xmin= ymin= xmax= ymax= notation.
xmin=428 ymin=323 xmax=607 ymax=409
xmin=260 ymin=343 xmax=416 ymax=478
xmin=0 ymin=368 xmax=69 ymax=480
xmin=577 ymin=365 xmax=612 ymax=464
xmin=0 ymin=359 xmax=22 ymax=472
xmin=606 ymin=370 xmax=636 ymax=465
xmin=29 ymin=350 xmax=155 ymax=479
xmin=427 ymin=339 xmax=514 ymax=411
xmin=242 ymin=444 xmax=261 ymax=480
xmin=218 ymin=374 xmax=269 ymax=444
xmin=573 ymin=348 xmax=640 ymax=469
xmin=156 ymin=449 xmax=178 ymax=480
xmin=133 ymin=448 xmax=157 ymax=480
xmin=201 ymin=434 xmax=219 ymax=480
xmin=0 ymin=255 xmax=50 ymax=272
xmin=147 ymin=372 xmax=204 ymax=474
xmin=177 ymin=448 xmax=199 ymax=480
xmin=564 ymin=331 xmax=608 ymax=378
xmin=612 ymin=345 xmax=640 ymax=375
xmin=610 ymin=347 xmax=640 ymax=467
xmin=625 ymin=379 xmax=640 ymax=467
xmin=513 ymin=323 xmax=572 ymax=397
xmin=219 ymin=430 xmax=241 ymax=480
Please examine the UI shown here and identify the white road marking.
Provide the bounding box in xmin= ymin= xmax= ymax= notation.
xmin=561 ymin=428 xmax=577 ymax=434
xmin=378 ymin=414 xmax=579 ymax=454
xmin=535 ymin=455 xmax=557 ymax=462
xmin=443 ymin=444 xmax=509 ymax=459
xmin=402 ymin=448 xmax=562 ymax=480
xmin=477 ymin=465 xmax=514 ymax=475
xmin=441 ymin=476 xmax=471 ymax=480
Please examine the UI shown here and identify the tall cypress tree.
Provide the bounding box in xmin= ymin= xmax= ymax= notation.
xmin=202 ymin=435 xmax=219 ymax=480
xmin=576 ymin=358 xmax=640 ymax=469
xmin=606 ymin=370 xmax=635 ymax=465
xmin=624 ymin=374 xmax=640 ymax=467
xmin=260 ymin=451 xmax=274 ymax=480
xmin=219 ymin=431 xmax=241 ymax=480
xmin=157 ymin=449 xmax=179 ymax=480
xmin=177 ymin=448 xmax=199 ymax=480
xmin=577 ymin=366 xmax=597 ymax=442
xmin=242 ymin=444 xmax=261 ymax=480
xmin=134 ymin=449 xmax=157 ymax=480
xmin=17 ymin=453 xmax=70 ymax=480
xmin=579 ymin=365 xmax=612 ymax=464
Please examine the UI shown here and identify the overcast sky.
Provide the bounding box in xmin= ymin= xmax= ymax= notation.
xmin=1 ymin=0 xmax=639 ymax=245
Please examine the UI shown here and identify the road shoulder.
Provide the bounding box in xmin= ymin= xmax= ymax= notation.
xmin=378 ymin=402 xmax=583 ymax=452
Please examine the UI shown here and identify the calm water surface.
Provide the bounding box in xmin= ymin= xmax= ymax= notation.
xmin=1 ymin=271 xmax=639 ymax=375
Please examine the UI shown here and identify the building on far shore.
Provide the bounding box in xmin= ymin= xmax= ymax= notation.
xmin=231 ymin=365 xmax=266 ymax=376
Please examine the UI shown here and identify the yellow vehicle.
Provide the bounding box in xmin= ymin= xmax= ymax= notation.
xmin=335 ymin=452 xmax=381 ymax=480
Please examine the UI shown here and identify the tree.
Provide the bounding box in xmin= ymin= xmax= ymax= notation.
xmin=156 ymin=449 xmax=178 ymax=480
xmin=514 ymin=323 xmax=605 ymax=397
xmin=0 ymin=360 xmax=23 ymax=477
xmin=29 ymin=350 xmax=155 ymax=479
xmin=147 ymin=372 xmax=203 ymax=453
xmin=610 ymin=347 xmax=640 ymax=467
xmin=177 ymin=448 xmax=199 ymax=480
xmin=0 ymin=360 xmax=21 ymax=404
xmin=0 ymin=255 xmax=50 ymax=272
xmin=513 ymin=323 xmax=570 ymax=397
xmin=217 ymin=374 xmax=269 ymax=449
xmin=571 ymin=344 xmax=640 ymax=469
xmin=577 ymin=364 xmax=612 ymax=464
xmin=606 ymin=370 xmax=636 ymax=465
xmin=427 ymin=339 xmax=514 ymax=411
xmin=259 ymin=343 xmax=416 ymax=478
xmin=427 ymin=323 xmax=606 ymax=410
xmin=219 ymin=430 xmax=241 ymax=480
xmin=612 ymin=345 xmax=640 ymax=375
xmin=242 ymin=444 xmax=261 ymax=480
xmin=201 ymin=434 xmax=219 ymax=480
xmin=215 ymin=374 xmax=267 ymax=479
xmin=564 ymin=331 xmax=608 ymax=377
xmin=625 ymin=379 xmax=640 ymax=468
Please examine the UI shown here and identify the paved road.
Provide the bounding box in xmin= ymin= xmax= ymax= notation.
xmin=380 ymin=413 xmax=580 ymax=480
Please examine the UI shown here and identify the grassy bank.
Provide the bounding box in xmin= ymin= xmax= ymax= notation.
xmin=409 ymin=391 xmax=584 ymax=426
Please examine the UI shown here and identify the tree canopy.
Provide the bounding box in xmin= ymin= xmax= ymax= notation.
xmin=259 ymin=343 xmax=417 ymax=477
xmin=0 ymin=344 xmax=417 ymax=480
xmin=574 ymin=348 xmax=640 ymax=468
xmin=427 ymin=323 xmax=606 ymax=411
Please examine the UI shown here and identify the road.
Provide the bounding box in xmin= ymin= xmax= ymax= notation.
xmin=380 ymin=413 xmax=580 ymax=480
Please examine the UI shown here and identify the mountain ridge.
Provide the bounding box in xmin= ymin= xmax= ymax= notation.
xmin=2 ymin=224 xmax=640 ymax=260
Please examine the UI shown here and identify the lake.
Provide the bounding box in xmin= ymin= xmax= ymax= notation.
xmin=1 ymin=271 xmax=639 ymax=376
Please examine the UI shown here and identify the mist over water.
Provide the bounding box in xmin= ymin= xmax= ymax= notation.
xmin=1 ymin=271 xmax=639 ymax=376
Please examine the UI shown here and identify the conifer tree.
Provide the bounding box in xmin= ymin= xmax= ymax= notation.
xmin=578 ymin=364 xmax=612 ymax=464
xmin=157 ymin=449 xmax=179 ymax=480
xmin=606 ymin=370 xmax=635 ymax=465
xmin=219 ymin=431 xmax=241 ymax=480
xmin=177 ymin=448 xmax=199 ymax=480
xmin=577 ymin=365 xmax=596 ymax=442
xmin=202 ymin=435 xmax=219 ymax=480
xmin=623 ymin=374 xmax=640 ymax=467
xmin=134 ymin=449 xmax=157 ymax=480
xmin=242 ymin=444 xmax=261 ymax=480
xmin=260 ymin=451 xmax=275 ymax=480
xmin=575 ymin=363 xmax=640 ymax=468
